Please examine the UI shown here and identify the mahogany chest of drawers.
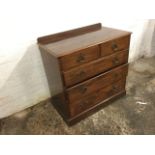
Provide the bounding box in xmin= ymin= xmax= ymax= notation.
xmin=37 ymin=23 xmax=131 ymax=125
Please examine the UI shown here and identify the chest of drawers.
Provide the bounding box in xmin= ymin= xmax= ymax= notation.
xmin=37 ymin=23 xmax=131 ymax=125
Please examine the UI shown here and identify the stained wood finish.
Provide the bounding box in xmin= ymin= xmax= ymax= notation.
xmin=38 ymin=24 xmax=131 ymax=57
xmin=37 ymin=23 xmax=102 ymax=44
xmin=101 ymin=35 xmax=131 ymax=57
xmin=70 ymin=79 xmax=126 ymax=117
xmin=67 ymin=64 xmax=128 ymax=103
xmin=59 ymin=45 xmax=100 ymax=71
xmin=39 ymin=46 xmax=64 ymax=96
xmin=38 ymin=23 xmax=131 ymax=125
xmin=52 ymin=90 xmax=126 ymax=125
xmin=63 ymin=50 xmax=129 ymax=87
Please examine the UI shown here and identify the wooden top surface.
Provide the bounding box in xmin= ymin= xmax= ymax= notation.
xmin=38 ymin=23 xmax=131 ymax=57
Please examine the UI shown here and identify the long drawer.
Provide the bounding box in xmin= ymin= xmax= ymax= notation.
xmin=63 ymin=50 xmax=129 ymax=87
xmin=69 ymin=78 xmax=126 ymax=117
xmin=67 ymin=64 xmax=128 ymax=103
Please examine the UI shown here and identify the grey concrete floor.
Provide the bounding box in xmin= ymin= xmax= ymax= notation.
xmin=0 ymin=57 xmax=155 ymax=135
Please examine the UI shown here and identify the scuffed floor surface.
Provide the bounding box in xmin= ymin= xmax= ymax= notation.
xmin=0 ymin=57 xmax=155 ymax=135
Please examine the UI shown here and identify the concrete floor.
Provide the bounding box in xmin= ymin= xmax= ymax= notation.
xmin=0 ymin=57 xmax=155 ymax=135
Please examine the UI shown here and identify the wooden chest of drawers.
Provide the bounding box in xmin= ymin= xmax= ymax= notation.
xmin=37 ymin=23 xmax=131 ymax=125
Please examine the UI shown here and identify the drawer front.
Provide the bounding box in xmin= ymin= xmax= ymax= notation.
xmin=101 ymin=35 xmax=130 ymax=57
xmin=67 ymin=64 xmax=128 ymax=103
xmin=70 ymin=78 xmax=126 ymax=117
xmin=59 ymin=45 xmax=100 ymax=71
xmin=63 ymin=50 xmax=128 ymax=87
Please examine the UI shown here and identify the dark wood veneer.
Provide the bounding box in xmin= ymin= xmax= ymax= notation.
xmin=67 ymin=64 xmax=128 ymax=103
xmin=37 ymin=23 xmax=102 ymax=44
xmin=37 ymin=23 xmax=131 ymax=125
xmin=63 ymin=50 xmax=129 ymax=87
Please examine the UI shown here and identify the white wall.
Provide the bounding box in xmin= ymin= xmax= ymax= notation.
xmin=0 ymin=0 xmax=155 ymax=118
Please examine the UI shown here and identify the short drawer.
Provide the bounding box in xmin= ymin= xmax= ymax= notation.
xmin=59 ymin=45 xmax=100 ymax=71
xmin=70 ymin=78 xmax=126 ymax=117
xmin=101 ymin=35 xmax=130 ymax=57
xmin=67 ymin=64 xmax=128 ymax=103
xmin=63 ymin=50 xmax=129 ymax=87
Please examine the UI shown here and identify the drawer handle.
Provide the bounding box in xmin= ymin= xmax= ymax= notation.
xmin=77 ymin=71 xmax=86 ymax=77
xmin=113 ymin=57 xmax=120 ymax=65
xmin=76 ymin=53 xmax=85 ymax=63
xmin=79 ymin=102 xmax=86 ymax=111
xmin=79 ymin=86 xmax=87 ymax=94
xmin=79 ymin=101 xmax=89 ymax=110
xmin=112 ymin=85 xmax=119 ymax=92
xmin=111 ymin=42 xmax=118 ymax=51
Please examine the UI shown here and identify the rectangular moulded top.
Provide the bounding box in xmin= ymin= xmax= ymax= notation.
xmin=37 ymin=23 xmax=131 ymax=58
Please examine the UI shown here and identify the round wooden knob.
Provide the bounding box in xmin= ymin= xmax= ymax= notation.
xmin=113 ymin=57 xmax=119 ymax=65
xmin=79 ymin=86 xmax=87 ymax=94
xmin=76 ymin=53 xmax=85 ymax=63
xmin=111 ymin=42 xmax=118 ymax=51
